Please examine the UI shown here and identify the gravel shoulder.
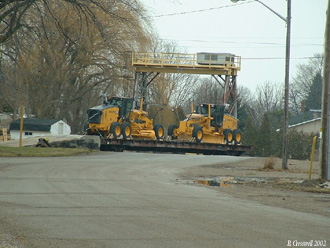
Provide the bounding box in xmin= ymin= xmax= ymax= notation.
xmin=179 ymin=156 xmax=330 ymax=217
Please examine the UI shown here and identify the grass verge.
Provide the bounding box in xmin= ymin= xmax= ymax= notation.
xmin=0 ymin=146 xmax=96 ymax=157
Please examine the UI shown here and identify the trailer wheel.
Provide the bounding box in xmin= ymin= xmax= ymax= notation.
xmin=168 ymin=124 xmax=178 ymax=139
xmin=224 ymin=129 xmax=233 ymax=144
xmin=110 ymin=122 xmax=121 ymax=139
xmin=121 ymin=122 xmax=132 ymax=140
xmin=233 ymin=129 xmax=242 ymax=145
xmin=154 ymin=124 xmax=165 ymax=140
xmin=192 ymin=125 xmax=203 ymax=143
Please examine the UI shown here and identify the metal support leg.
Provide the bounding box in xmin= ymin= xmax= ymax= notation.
xmin=223 ymin=75 xmax=237 ymax=118
xmin=133 ymin=71 xmax=160 ymax=110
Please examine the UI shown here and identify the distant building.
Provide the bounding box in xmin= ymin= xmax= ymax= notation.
xmin=289 ymin=110 xmax=321 ymax=134
xmin=9 ymin=118 xmax=71 ymax=140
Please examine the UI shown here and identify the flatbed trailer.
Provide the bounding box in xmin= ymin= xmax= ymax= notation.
xmin=100 ymin=139 xmax=253 ymax=156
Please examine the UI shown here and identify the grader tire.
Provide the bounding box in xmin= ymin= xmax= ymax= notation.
xmin=233 ymin=129 xmax=242 ymax=145
xmin=154 ymin=124 xmax=165 ymax=140
xmin=121 ymin=122 xmax=132 ymax=140
xmin=192 ymin=125 xmax=203 ymax=143
xmin=110 ymin=122 xmax=122 ymax=139
xmin=168 ymin=124 xmax=178 ymax=140
xmin=224 ymin=129 xmax=233 ymax=144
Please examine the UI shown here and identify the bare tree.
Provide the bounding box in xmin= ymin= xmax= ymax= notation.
xmin=192 ymin=77 xmax=224 ymax=107
xmin=146 ymin=39 xmax=200 ymax=108
xmin=0 ymin=0 xmax=148 ymax=43
xmin=290 ymin=54 xmax=324 ymax=114
xmin=170 ymin=75 xmax=199 ymax=109
xmin=236 ymin=85 xmax=254 ymax=127
xmin=0 ymin=0 xmax=151 ymax=132
xmin=237 ymin=86 xmax=254 ymax=107
xmin=252 ymin=81 xmax=283 ymax=125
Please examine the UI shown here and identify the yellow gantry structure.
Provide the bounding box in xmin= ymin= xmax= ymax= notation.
xmin=131 ymin=52 xmax=241 ymax=117
xmin=132 ymin=52 xmax=241 ymax=76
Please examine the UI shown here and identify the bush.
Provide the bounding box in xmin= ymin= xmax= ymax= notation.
xmin=263 ymin=157 xmax=276 ymax=170
xmin=288 ymin=130 xmax=317 ymax=160
xmin=243 ymin=114 xmax=318 ymax=160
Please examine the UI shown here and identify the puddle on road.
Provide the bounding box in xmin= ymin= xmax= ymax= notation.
xmin=195 ymin=176 xmax=270 ymax=188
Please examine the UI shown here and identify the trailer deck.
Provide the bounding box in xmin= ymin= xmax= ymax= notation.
xmin=100 ymin=139 xmax=253 ymax=156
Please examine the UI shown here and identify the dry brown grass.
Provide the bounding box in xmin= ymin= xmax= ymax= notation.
xmin=263 ymin=156 xmax=276 ymax=170
xmin=0 ymin=146 xmax=95 ymax=157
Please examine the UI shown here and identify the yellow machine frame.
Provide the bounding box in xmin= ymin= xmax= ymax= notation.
xmin=129 ymin=99 xmax=157 ymax=139
xmin=170 ymin=103 xmax=241 ymax=144
xmin=87 ymin=97 xmax=164 ymax=140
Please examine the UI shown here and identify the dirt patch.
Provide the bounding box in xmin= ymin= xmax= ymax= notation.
xmin=179 ymin=157 xmax=330 ymax=217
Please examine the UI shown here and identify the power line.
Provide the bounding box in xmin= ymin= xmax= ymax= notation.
xmin=161 ymin=38 xmax=284 ymax=46
xmin=162 ymin=36 xmax=324 ymax=40
xmin=242 ymin=56 xmax=322 ymax=60
xmin=152 ymin=1 xmax=255 ymax=18
xmin=159 ymin=38 xmax=323 ymax=47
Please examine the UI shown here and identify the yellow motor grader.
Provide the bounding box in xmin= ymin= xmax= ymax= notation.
xmin=168 ymin=103 xmax=241 ymax=145
xmin=86 ymin=96 xmax=164 ymax=140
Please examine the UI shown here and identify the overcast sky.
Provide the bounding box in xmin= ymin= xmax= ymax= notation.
xmin=140 ymin=0 xmax=327 ymax=91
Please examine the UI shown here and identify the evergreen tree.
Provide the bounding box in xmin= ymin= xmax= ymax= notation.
xmin=258 ymin=113 xmax=272 ymax=157
xmin=237 ymin=86 xmax=254 ymax=131
xmin=242 ymin=114 xmax=258 ymax=156
xmin=268 ymin=109 xmax=285 ymax=130
xmin=305 ymin=72 xmax=323 ymax=111
xmin=237 ymin=98 xmax=249 ymax=131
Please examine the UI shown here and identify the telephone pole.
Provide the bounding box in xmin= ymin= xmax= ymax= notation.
xmin=320 ymin=0 xmax=330 ymax=180
xmin=231 ymin=0 xmax=291 ymax=169
xmin=282 ymin=0 xmax=291 ymax=170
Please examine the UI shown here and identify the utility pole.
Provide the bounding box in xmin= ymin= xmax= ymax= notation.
xmin=231 ymin=0 xmax=291 ymax=169
xmin=282 ymin=0 xmax=291 ymax=170
xmin=320 ymin=0 xmax=330 ymax=180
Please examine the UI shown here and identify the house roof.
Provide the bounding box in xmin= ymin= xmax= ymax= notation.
xmin=289 ymin=118 xmax=321 ymax=128
xmin=289 ymin=111 xmax=321 ymax=125
xmin=10 ymin=118 xmax=60 ymax=132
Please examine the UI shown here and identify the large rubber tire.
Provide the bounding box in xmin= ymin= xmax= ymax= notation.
xmin=192 ymin=125 xmax=203 ymax=143
xmin=121 ymin=122 xmax=132 ymax=140
xmin=168 ymin=124 xmax=178 ymax=139
xmin=154 ymin=124 xmax=165 ymax=140
xmin=224 ymin=129 xmax=233 ymax=144
xmin=233 ymin=129 xmax=242 ymax=145
xmin=110 ymin=122 xmax=121 ymax=139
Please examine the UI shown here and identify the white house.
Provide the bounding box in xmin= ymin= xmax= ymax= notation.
xmin=289 ymin=118 xmax=321 ymax=134
xmin=9 ymin=118 xmax=71 ymax=140
xmin=288 ymin=110 xmax=321 ymax=134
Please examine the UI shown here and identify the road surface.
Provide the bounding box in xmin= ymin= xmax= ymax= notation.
xmin=0 ymin=152 xmax=329 ymax=247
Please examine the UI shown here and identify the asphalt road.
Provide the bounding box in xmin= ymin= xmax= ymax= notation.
xmin=0 ymin=152 xmax=329 ymax=248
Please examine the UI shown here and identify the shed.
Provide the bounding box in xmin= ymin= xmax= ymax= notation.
xmin=9 ymin=118 xmax=71 ymax=140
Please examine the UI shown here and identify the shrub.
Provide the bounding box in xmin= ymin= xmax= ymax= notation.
xmin=263 ymin=157 xmax=276 ymax=170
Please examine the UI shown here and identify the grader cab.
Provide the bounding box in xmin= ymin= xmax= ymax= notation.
xmin=86 ymin=96 xmax=164 ymax=140
xmin=168 ymin=103 xmax=241 ymax=145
